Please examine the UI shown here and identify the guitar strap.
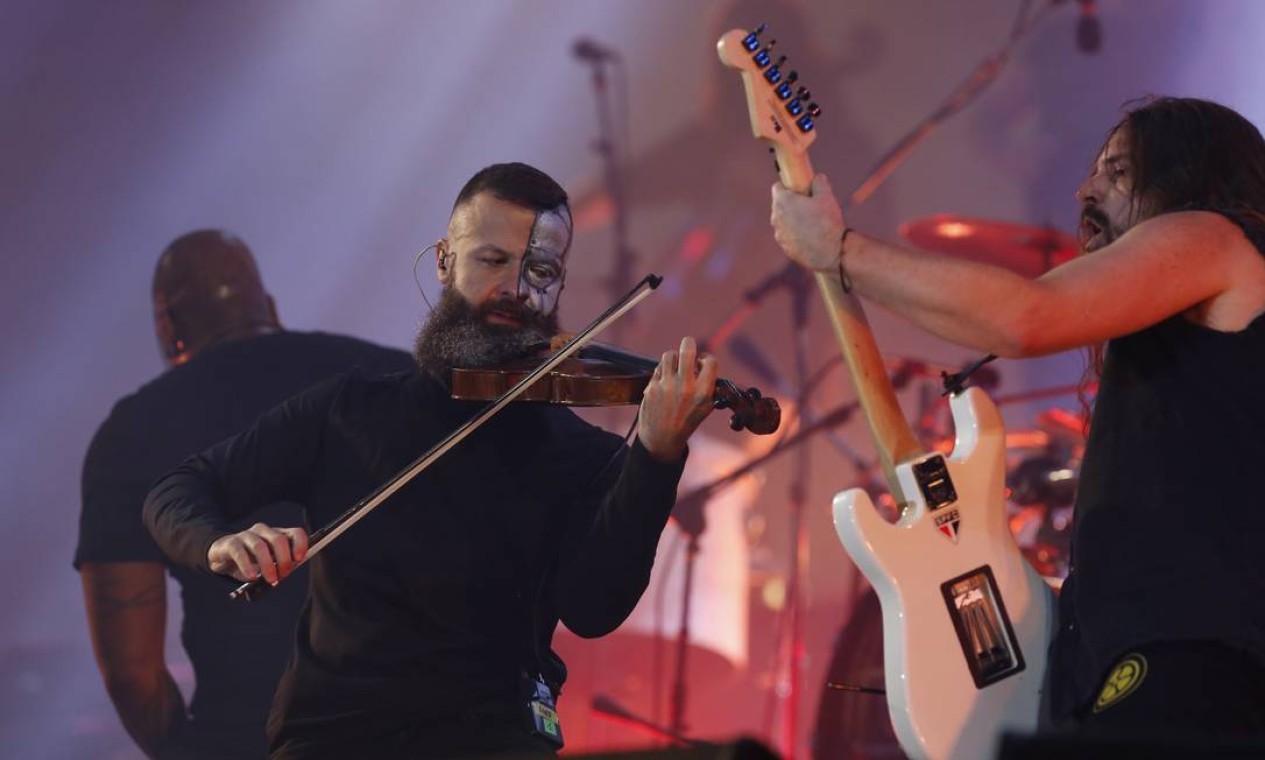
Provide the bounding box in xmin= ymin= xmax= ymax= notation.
xmin=942 ymin=354 xmax=998 ymax=395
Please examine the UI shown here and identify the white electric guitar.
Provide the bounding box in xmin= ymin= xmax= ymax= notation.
xmin=719 ymin=25 xmax=1056 ymax=760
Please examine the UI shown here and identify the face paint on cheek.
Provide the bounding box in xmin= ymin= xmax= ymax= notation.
xmin=521 ymin=209 xmax=571 ymax=315
xmin=532 ymin=280 xmax=563 ymax=316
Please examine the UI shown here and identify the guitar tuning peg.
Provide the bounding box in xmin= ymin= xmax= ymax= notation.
xmin=808 ymin=102 xmax=822 ymax=118
xmin=796 ymin=86 xmax=812 ymax=101
xmin=774 ymin=55 xmax=787 ymax=68
xmin=742 ymin=24 xmax=767 ymax=51
xmin=785 ymin=70 xmax=799 ymax=85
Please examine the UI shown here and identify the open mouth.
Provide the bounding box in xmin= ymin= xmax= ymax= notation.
xmin=1079 ymin=212 xmax=1106 ymax=251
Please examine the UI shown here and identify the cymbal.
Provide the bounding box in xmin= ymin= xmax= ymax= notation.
xmin=899 ymin=214 xmax=1078 ymax=277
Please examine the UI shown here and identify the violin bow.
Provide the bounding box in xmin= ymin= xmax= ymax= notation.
xmin=230 ymin=274 xmax=662 ymax=601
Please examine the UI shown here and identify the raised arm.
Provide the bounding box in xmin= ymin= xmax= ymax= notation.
xmin=771 ymin=175 xmax=1265 ymax=356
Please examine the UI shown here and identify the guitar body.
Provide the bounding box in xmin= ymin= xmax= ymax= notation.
xmin=833 ymin=387 xmax=1055 ymax=760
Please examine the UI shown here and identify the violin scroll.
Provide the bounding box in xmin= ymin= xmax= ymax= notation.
xmin=572 ymin=341 xmax=781 ymax=435
xmin=717 ymin=383 xmax=781 ymax=435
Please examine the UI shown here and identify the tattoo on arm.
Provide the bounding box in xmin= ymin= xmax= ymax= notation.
xmin=89 ymin=574 xmax=165 ymax=620
xmin=81 ymin=563 xmax=189 ymax=756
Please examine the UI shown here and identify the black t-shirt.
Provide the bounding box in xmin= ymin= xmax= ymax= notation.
xmin=142 ymin=369 xmax=685 ymax=757
xmin=76 ymin=330 xmax=413 ymax=756
xmin=1050 ymin=213 xmax=1265 ymax=717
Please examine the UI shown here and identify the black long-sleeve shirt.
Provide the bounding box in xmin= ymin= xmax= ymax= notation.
xmin=143 ymin=368 xmax=684 ymax=754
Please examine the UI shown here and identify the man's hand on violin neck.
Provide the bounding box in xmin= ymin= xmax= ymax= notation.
xmin=207 ymin=522 xmax=309 ymax=584
xmin=637 ymin=336 xmax=718 ymax=462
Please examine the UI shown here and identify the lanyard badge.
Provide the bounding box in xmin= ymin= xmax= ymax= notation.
xmin=522 ymin=672 xmax=564 ymax=748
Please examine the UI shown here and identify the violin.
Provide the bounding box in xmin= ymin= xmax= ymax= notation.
xmin=451 ymin=340 xmax=781 ymax=435
xmin=232 ymin=274 xmax=703 ymax=602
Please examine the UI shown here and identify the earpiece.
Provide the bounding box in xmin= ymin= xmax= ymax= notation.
xmin=156 ymin=305 xmax=189 ymax=366
xmin=436 ymin=240 xmax=452 ymax=271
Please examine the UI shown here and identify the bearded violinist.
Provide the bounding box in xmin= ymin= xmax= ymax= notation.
xmin=143 ymin=162 xmax=719 ymax=759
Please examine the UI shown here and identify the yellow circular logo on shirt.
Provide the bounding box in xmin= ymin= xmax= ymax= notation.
xmin=1092 ymin=653 xmax=1148 ymax=713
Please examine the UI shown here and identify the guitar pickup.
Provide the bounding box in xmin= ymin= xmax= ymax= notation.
xmin=913 ymin=454 xmax=957 ymax=511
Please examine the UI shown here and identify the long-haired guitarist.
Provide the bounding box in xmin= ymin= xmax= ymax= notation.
xmin=770 ymin=96 xmax=1265 ymax=740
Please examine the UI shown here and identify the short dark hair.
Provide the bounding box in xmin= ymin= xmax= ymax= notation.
xmin=1111 ymin=97 xmax=1265 ymax=225
xmin=451 ymin=162 xmax=569 ymax=216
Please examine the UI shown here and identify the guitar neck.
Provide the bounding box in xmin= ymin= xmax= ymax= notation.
xmin=777 ymin=152 xmax=924 ymax=497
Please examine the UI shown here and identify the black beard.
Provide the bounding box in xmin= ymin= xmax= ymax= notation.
xmin=413 ymin=289 xmax=559 ymax=386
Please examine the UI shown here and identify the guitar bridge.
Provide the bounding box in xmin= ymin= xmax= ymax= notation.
xmin=941 ymin=566 xmax=1025 ymax=688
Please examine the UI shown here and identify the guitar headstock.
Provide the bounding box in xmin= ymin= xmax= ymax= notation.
xmin=717 ymin=24 xmax=819 ymax=193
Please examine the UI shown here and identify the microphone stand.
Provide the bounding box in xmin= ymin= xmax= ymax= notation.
xmin=579 ymin=47 xmax=637 ymax=344
xmin=679 ymin=400 xmax=860 ymax=504
xmin=772 ymin=268 xmax=814 ymax=760
xmin=667 ymin=485 xmax=704 ymax=739
xmin=636 ymin=397 xmax=861 ymax=746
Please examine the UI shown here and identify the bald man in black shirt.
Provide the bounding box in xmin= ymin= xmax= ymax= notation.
xmin=77 ymin=230 xmax=412 ymax=758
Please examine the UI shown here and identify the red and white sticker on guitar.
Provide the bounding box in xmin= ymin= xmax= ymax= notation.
xmin=934 ymin=508 xmax=962 ymax=543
